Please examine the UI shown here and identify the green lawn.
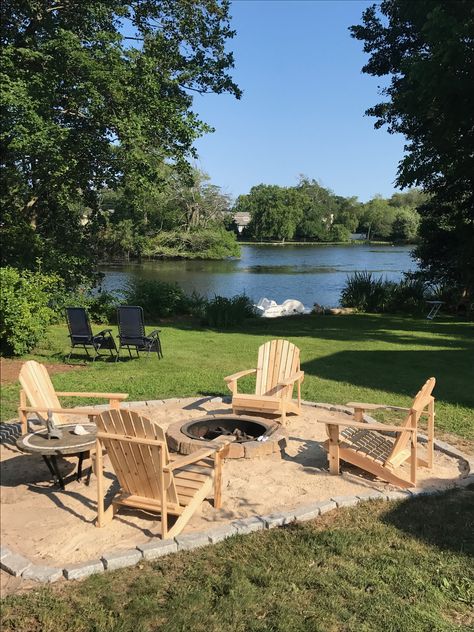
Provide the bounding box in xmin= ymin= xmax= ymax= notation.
xmin=2 ymin=313 xmax=473 ymax=439
xmin=2 ymin=490 xmax=473 ymax=632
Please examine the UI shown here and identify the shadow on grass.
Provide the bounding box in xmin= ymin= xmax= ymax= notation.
xmin=382 ymin=486 xmax=474 ymax=556
xmin=301 ymin=348 xmax=474 ymax=408
xmin=170 ymin=313 xmax=474 ymax=348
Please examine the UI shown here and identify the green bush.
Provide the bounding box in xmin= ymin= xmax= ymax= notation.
xmin=0 ymin=267 xmax=62 ymax=355
xmin=203 ymin=294 xmax=254 ymax=328
xmin=144 ymin=227 xmax=240 ymax=260
xmin=386 ymin=278 xmax=427 ymax=314
xmin=124 ymin=278 xmax=189 ymax=319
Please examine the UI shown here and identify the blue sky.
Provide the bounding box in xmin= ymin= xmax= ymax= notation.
xmin=192 ymin=0 xmax=405 ymax=203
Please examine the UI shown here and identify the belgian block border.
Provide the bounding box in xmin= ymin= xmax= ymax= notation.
xmin=1 ymin=399 xmax=472 ymax=583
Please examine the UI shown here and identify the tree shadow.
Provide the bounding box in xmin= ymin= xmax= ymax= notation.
xmin=168 ymin=314 xmax=474 ymax=349
xmin=301 ymin=348 xmax=474 ymax=408
xmin=381 ymin=486 xmax=474 ymax=556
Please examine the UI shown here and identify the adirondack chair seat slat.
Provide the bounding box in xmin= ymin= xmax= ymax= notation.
xmin=225 ymin=339 xmax=304 ymax=424
xmin=321 ymin=378 xmax=436 ymax=488
xmin=95 ymin=409 xmax=229 ymax=539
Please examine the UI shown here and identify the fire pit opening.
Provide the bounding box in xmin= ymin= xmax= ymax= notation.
xmin=181 ymin=416 xmax=272 ymax=443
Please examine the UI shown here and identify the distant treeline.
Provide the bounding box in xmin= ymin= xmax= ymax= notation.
xmin=97 ymin=173 xmax=426 ymax=266
xmin=233 ymin=177 xmax=426 ymax=243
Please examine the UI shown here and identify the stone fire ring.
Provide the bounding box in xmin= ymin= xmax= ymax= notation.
xmin=166 ymin=414 xmax=287 ymax=459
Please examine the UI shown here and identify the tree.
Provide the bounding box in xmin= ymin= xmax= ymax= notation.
xmin=1 ymin=0 xmax=240 ymax=286
xmin=390 ymin=208 xmax=420 ymax=242
xmin=293 ymin=177 xmax=336 ymax=241
xmin=236 ymin=185 xmax=303 ymax=242
xmin=165 ymin=169 xmax=232 ymax=231
xmin=351 ymin=0 xmax=474 ymax=295
xmin=360 ymin=197 xmax=396 ymax=240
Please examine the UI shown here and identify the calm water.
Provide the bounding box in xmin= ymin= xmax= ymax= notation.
xmin=100 ymin=244 xmax=416 ymax=308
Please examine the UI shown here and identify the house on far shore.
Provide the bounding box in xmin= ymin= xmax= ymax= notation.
xmin=233 ymin=211 xmax=251 ymax=234
xmin=350 ymin=232 xmax=367 ymax=241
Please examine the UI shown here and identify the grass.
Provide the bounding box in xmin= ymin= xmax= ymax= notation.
xmin=2 ymin=489 xmax=473 ymax=631
xmin=1 ymin=313 xmax=473 ymax=439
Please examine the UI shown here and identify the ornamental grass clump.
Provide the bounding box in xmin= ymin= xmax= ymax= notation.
xmin=340 ymin=271 xmax=392 ymax=313
xmin=203 ymin=294 xmax=254 ymax=328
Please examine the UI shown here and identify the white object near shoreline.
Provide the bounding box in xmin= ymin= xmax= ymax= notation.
xmin=254 ymin=297 xmax=311 ymax=318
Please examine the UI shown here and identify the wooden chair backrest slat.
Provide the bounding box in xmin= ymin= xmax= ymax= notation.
xmin=387 ymin=377 xmax=436 ymax=465
xmin=19 ymin=361 xmax=66 ymax=425
xmin=96 ymin=410 xmax=178 ymax=505
xmin=255 ymin=340 xmax=300 ymax=398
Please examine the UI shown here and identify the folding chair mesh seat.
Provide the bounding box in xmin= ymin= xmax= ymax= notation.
xmin=116 ymin=306 xmax=163 ymax=360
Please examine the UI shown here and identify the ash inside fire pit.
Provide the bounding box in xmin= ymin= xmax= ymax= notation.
xmin=181 ymin=416 xmax=272 ymax=444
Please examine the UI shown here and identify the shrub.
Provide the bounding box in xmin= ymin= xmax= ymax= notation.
xmin=386 ymin=278 xmax=427 ymax=314
xmin=0 ymin=267 xmax=62 ymax=355
xmin=203 ymin=294 xmax=254 ymax=328
xmin=124 ymin=278 xmax=189 ymax=319
xmin=144 ymin=227 xmax=240 ymax=260
xmin=340 ymin=271 xmax=392 ymax=312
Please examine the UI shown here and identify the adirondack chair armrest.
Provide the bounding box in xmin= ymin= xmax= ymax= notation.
xmin=20 ymin=406 xmax=100 ymax=416
xmin=346 ymin=402 xmax=392 ymax=411
xmin=276 ymin=370 xmax=305 ymax=387
xmin=224 ymin=368 xmax=257 ymax=383
xmin=169 ymin=448 xmax=219 ymax=470
xmin=55 ymin=392 xmax=128 ymax=400
xmin=169 ymin=436 xmax=236 ymax=470
xmin=321 ymin=419 xmax=416 ymax=433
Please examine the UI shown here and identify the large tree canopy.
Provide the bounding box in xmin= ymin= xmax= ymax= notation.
xmin=0 ymin=0 xmax=240 ymax=285
xmin=351 ymin=0 xmax=474 ymax=295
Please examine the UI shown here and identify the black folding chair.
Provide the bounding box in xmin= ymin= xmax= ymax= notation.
xmin=65 ymin=307 xmax=117 ymax=361
xmin=116 ymin=306 xmax=163 ymax=361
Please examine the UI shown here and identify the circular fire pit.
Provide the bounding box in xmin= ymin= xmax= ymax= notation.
xmin=167 ymin=414 xmax=287 ymax=459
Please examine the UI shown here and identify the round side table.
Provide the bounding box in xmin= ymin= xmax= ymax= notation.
xmin=17 ymin=423 xmax=97 ymax=489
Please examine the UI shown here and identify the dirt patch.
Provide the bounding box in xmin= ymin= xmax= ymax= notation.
xmin=0 ymin=358 xmax=86 ymax=385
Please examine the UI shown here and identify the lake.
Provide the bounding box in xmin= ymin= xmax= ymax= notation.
xmin=100 ymin=244 xmax=416 ymax=308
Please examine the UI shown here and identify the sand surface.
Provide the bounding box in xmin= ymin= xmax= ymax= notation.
xmin=1 ymin=398 xmax=467 ymax=567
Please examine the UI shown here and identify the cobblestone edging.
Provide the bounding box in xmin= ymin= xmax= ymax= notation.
xmin=1 ymin=398 xmax=472 ymax=583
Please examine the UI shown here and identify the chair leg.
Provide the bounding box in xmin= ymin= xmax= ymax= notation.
xmin=327 ymin=424 xmax=340 ymax=475
xmin=214 ymin=451 xmax=223 ymax=509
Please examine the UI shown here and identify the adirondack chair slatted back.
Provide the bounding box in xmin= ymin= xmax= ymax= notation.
xmin=96 ymin=409 xmax=179 ymax=506
xmin=387 ymin=377 xmax=436 ymax=465
xmin=66 ymin=307 xmax=93 ymax=342
xmin=19 ymin=361 xmax=67 ymax=425
xmin=255 ymin=340 xmax=300 ymax=398
xmin=117 ymin=306 xmax=146 ymax=344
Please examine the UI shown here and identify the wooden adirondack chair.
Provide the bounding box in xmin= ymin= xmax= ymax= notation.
xmin=18 ymin=360 xmax=128 ymax=434
xmin=95 ymin=409 xmax=231 ymax=539
xmin=224 ymin=339 xmax=304 ymax=424
xmin=322 ymin=377 xmax=436 ymax=488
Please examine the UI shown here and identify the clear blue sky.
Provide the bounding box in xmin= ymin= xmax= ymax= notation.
xmin=192 ymin=0 xmax=405 ymax=203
